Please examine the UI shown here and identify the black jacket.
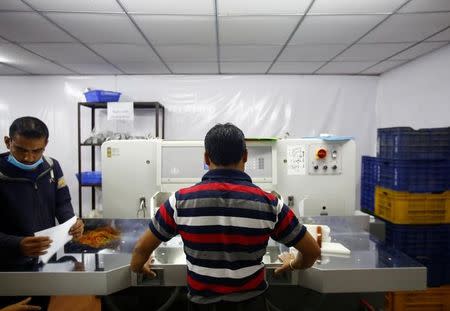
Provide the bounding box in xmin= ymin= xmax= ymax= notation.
xmin=0 ymin=152 xmax=75 ymax=267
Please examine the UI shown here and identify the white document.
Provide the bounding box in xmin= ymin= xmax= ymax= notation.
xmin=107 ymin=102 xmax=134 ymax=120
xmin=287 ymin=144 xmax=306 ymax=175
xmin=34 ymin=216 xmax=77 ymax=264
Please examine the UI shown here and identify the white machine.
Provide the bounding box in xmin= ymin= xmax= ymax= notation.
xmin=157 ymin=140 xmax=276 ymax=192
xmin=276 ymin=138 xmax=356 ymax=216
xmin=101 ymin=140 xmax=159 ymax=218
xmin=151 ymin=140 xmax=277 ymax=217
xmin=101 ymin=138 xmax=356 ymax=218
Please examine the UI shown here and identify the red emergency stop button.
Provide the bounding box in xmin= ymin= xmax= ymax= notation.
xmin=316 ymin=148 xmax=327 ymax=159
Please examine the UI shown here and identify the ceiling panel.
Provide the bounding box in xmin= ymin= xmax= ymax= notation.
xmin=156 ymin=45 xmax=217 ymax=62
xmin=0 ymin=0 xmax=32 ymax=11
xmin=218 ymin=0 xmax=312 ymax=15
xmin=0 ymin=43 xmax=74 ymax=74
xmin=0 ymin=64 xmax=27 ymax=75
xmin=361 ymin=13 xmax=450 ymax=43
xmin=279 ymin=44 xmax=346 ymax=61
xmin=291 ymin=15 xmax=386 ymax=44
xmin=310 ymin=0 xmax=406 ymax=14
xmin=221 ymin=62 xmax=271 ymax=73
xmin=220 ymin=16 xmax=299 ymax=45
xmin=336 ymin=43 xmax=412 ymax=61
xmin=361 ymin=60 xmax=407 ymax=74
xmin=25 ymin=0 xmax=123 ymax=13
xmin=89 ymin=44 xmax=161 ymax=63
xmin=116 ymin=62 xmax=170 ymax=74
xmin=121 ymin=0 xmax=214 ymax=15
xmin=221 ymin=45 xmax=280 ymax=61
xmin=0 ymin=12 xmax=75 ymax=43
xmin=269 ymin=61 xmax=324 ymax=73
xmin=47 ymin=13 xmax=145 ymax=44
xmin=23 ymin=43 xmax=109 ymax=64
xmin=316 ymin=61 xmax=377 ymax=74
xmin=398 ymin=0 xmax=450 ymax=13
xmin=62 ymin=63 xmax=121 ymax=74
xmin=426 ymin=28 xmax=450 ymax=41
xmin=169 ymin=62 xmax=218 ymax=74
xmin=391 ymin=41 xmax=448 ymax=60
xmin=134 ymin=15 xmax=216 ymax=45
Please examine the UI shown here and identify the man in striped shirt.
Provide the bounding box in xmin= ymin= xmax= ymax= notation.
xmin=131 ymin=123 xmax=320 ymax=310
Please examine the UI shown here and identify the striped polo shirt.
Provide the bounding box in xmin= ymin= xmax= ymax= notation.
xmin=149 ymin=169 xmax=306 ymax=304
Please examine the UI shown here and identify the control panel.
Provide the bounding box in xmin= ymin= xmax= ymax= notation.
xmin=308 ymin=143 xmax=342 ymax=175
xmin=276 ymin=138 xmax=355 ymax=216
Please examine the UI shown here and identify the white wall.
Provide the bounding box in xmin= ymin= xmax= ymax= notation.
xmin=376 ymin=44 xmax=450 ymax=129
xmin=0 ymin=75 xmax=378 ymax=216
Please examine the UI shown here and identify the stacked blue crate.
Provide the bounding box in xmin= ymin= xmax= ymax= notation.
xmin=363 ymin=127 xmax=450 ymax=286
xmin=360 ymin=156 xmax=379 ymax=215
xmin=378 ymin=158 xmax=450 ymax=193
xmin=385 ymin=222 xmax=450 ymax=287
xmin=377 ymin=127 xmax=450 ymax=160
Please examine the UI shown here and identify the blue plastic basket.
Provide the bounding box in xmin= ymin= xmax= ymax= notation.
xmin=361 ymin=156 xmax=450 ymax=196
xmin=385 ymin=222 xmax=450 ymax=258
xmin=76 ymin=171 xmax=102 ymax=186
xmin=84 ymin=90 xmax=121 ymax=102
xmin=360 ymin=156 xmax=380 ymax=214
xmin=377 ymin=127 xmax=450 ymax=160
xmin=416 ymin=257 xmax=450 ymax=287
xmin=378 ymin=244 xmax=450 ymax=287
xmin=378 ymin=158 xmax=450 ymax=193
xmin=383 ymin=221 xmax=450 ymax=287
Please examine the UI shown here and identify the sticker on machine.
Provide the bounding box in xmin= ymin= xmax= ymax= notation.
xmin=287 ymin=144 xmax=306 ymax=175
xmin=106 ymin=147 xmax=120 ymax=157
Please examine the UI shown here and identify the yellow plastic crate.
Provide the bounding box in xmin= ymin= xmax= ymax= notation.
xmin=375 ymin=186 xmax=450 ymax=224
xmin=385 ymin=286 xmax=450 ymax=311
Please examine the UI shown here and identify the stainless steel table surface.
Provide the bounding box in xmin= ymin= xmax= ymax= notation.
xmin=0 ymin=216 xmax=426 ymax=295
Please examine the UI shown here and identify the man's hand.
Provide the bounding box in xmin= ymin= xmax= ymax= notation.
xmin=0 ymin=297 xmax=41 ymax=311
xmin=19 ymin=236 xmax=52 ymax=257
xmin=69 ymin=218 xmax=84 ymax=239
xmin=142 ymin=256 xmax=157 ymax=279
xmin=130 ymin=229 xmax=162 ymax=275
xmin=274 ymin=252 xmax=296 ymax=275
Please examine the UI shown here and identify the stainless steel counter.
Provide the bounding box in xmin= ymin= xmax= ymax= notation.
xmin=0 ymin=216 xmax=426 ymax=296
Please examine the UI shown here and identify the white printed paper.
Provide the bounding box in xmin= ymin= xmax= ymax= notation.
xmin=287 ymin=144 xmax=306 ymax=175
xmin=35 ymin=216 xmax=77 ymax=264
xmin=107 ymin=102 xmax=134 ymax=121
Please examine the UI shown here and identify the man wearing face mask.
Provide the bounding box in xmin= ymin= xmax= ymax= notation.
xmin=0 ymin=116 xmax=84 ymax=269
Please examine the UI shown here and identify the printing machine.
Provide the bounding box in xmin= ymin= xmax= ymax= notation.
xmin=0 ymin=138 xmax=426 ymax=306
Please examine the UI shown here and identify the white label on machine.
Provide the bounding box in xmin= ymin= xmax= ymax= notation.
xmin=287 ymin=144 xmax=306 ymax=175
xmin=107 ymin=102 xmax=134 ymax=120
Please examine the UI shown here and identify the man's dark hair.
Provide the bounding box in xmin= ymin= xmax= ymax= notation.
xmin=9 ymin=116 xmax=49 ymax=140
xmin=205 ymin=123 xmax=246 ymax=166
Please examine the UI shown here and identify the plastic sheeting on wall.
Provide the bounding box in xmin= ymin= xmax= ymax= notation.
xmin=0 ymin=75 xmax=378 ymax=216
xmin=376 ymin=44 xmax=450 ymax=129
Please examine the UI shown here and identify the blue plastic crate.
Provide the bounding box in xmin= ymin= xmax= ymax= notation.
xmin=360 ymin=156 xmax=380 ymax=214
xmin=416 ymin=257 xmax=450 ymax=287
xmin=84 ymin=90 xmax=121 ymax=102
xmin=378 ymin=245 xmax=450 ymax=287
xmin=378 ymin=158 xmax=450 ymax=193
xmin=385 ymin=222 xmax=450 ymax=258
xmin=76 ymin=171 xmax=102 ymax=186
xmin=377 ymin=127 xmax=450 ymax=160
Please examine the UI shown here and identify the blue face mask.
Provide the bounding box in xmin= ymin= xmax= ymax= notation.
xmin=7 ymin=153 xmax=44 ymax=171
